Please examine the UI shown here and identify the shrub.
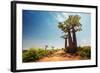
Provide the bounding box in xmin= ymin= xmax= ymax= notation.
xmin=77 ymin=46 xmax=91 ymax=59
xmin=22 ymin=49 xmax=39 ymax=62
xmin=22 ymin=48 xmax=55 ymax=62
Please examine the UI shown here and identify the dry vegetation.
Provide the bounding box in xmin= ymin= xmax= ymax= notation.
xmin=22 ymin=46 xmax=91 ymax=62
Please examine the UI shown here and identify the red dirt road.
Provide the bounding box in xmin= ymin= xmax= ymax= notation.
xmin=38 ymin=50 xmax=81 ymax=62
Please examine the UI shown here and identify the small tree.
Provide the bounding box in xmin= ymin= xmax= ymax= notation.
xmin=45 ymin=45 xmax=48 ymax=51
xmin=61 ymin=34 xmax=68 ymax=49
xmin=51 ymin=46 xmax=55 ymax=50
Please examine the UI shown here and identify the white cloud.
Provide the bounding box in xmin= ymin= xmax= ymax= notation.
xmin=50 ymin=12 xmax=82 ymax=23
xmin=79 ymin=39 xmax=91 ymax=47
xmin=54 ymin=13 xmax=68 ymax=22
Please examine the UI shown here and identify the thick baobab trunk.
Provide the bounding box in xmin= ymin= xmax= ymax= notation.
xmin=72 ymin=27 xmax=77 ymax=48
xmin=71 ymin=27 xmax=77 ymax=53
xmin=67 ymin=30 xmax=74 ymax=53
xmin=68 ymin=30 xmax=73 ymax=49
xmin=65 ymin=38 xmax=67 ymax=49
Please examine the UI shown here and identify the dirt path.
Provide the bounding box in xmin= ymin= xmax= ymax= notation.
xmin=38 ymin=50 xmax=81 ymax=62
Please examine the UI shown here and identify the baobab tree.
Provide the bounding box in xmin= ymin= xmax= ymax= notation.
xmin=58 ymin=22 xmax=73 ymax=50
xmin=61 ymin=34 xmax=68 ymax=49
xmin=66 ymin=15 xmax=82 ymax=49
xmin=58 ymin=15 xmax=82 ymax=53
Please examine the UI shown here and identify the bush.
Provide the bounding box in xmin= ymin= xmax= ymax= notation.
xmin=22 ymin=49 xmax=39 ymax=62
xmin=77 ymin=46 xmax=91 ymax=59
xmin=22 ymin=48 xmax=55 ymax=62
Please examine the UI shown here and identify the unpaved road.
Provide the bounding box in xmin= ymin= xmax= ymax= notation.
xmin=38 ymin=50 xmax=81 ymax=62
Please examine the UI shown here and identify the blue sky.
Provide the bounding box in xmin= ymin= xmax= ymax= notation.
xmin=22 ymin=10 xmax=91 ymax=50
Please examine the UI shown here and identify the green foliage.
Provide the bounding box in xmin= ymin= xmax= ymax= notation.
xmin=66 ymin=15 xmax=81 ymax=26
xmin=77 ymin=46 xmax=91 ymax=59
xmin=22 ymin=49 xmax=39 ymax=62
xmin=22 ymin=48 xmax=55 ymax=62
xmin=58 ymin=22 xmax=69 ymax=33
xmin=58 ymin=15 xmax=82 ymax=33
